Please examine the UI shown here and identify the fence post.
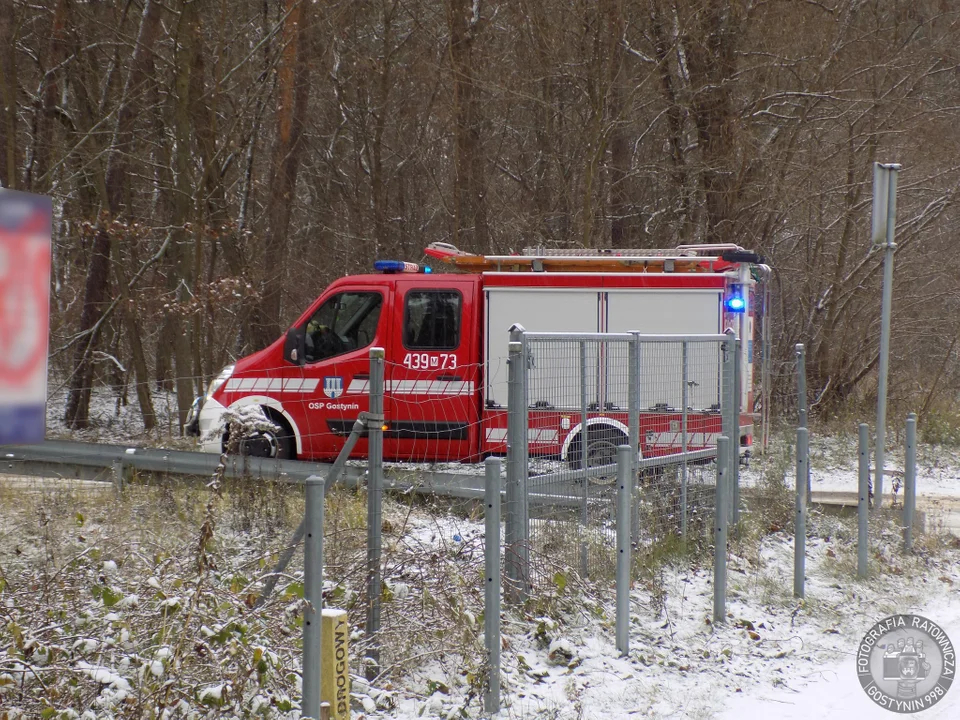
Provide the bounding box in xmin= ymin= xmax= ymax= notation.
xmin=112 ymin=458 xmax=125 ymax=493
xmin=873 ymin=163 xmax=900 ymax=509
xmin=484 ymin=457 xmax=501 ymax=714
xmin=722 ymin=332 xmax=736 ymax=524
xmin=796 ymin=344 xmax=810 ymax=505
xmin=505 ymin=336 xmax=527 ymax=603
xmin=302 ymin=475 xmax=325 ymax=720
xmin=616 ymin=445 xmax=632 ymax=656
xmin=518 ymin=330 xmax=530 ymax=583
xmin=579 ymin=340 xmax=589 ymax=576
xmin=733 ymin=337 xmax=742 ymax=525
xmin=628 ymin=334 xmax=640 ymax=545
xmin=365 ymin=347 xmax=385 ymax=679
xmin=858 ymin=423 xmax=869 ymax=578
xmin=681 ymin=341 xmax=689 ymax=540
xmin=794 ymin=427 xmax=808 ymax=599
xmin=904 ymin=413 xmax=917 ymax=553
xmin=713 ymin=436 xmax=729 ymax=624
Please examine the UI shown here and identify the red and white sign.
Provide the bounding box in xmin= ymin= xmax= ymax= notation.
xmin=0 ymin=190 xmax=52 ymax=444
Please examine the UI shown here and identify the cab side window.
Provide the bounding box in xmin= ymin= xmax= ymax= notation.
xmin=304 ymin=291 xmax=382 ymax=363
xmin=403 ymin=290 xmax=461 ymax=350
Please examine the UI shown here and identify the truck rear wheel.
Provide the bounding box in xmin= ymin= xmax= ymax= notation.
xmin=568 ymin=425 xmax=628 ymax=485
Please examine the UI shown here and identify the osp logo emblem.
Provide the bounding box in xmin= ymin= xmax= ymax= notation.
xmin=323 ymin=376 xmax=344 ymax=399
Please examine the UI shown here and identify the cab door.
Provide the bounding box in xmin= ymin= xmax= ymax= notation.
xmin=297 ymin=284 xmax=390 ymax=460
xmin=386 ymin=277 xmax=481 ymax=461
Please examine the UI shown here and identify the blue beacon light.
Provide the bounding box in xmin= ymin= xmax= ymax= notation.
xmin=724 ymin=289 xmax=746 ymax=313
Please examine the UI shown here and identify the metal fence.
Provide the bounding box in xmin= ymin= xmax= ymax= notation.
xmin=510 ymin=331 xmax=738 ymax=585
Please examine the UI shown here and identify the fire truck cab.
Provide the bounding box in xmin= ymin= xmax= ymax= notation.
xmin=186 ymin=243 xmax=766 ymax=465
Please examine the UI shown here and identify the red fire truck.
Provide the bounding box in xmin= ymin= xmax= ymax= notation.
xmin=186 ymin=243 xmax=766 ymax=464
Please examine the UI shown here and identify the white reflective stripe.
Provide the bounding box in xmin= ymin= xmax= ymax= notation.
xmin=647 ymin=432 xmax=720 ymax=446
xmin=484 ymin=427 xmax=558 ymax=443
xmin=387 ymin=380 xmax=476 ymax=395
xmin=223 ymin=377 xmax=322 ymax=393
xmin=227 ymin=377 xmax=479 ymax=396
xmin=347 ymin=379 xmax=369 ymax=394
xmin=486 ymin=428 xmax=507 ymax=442
xmin=529 ymin=428 xmax=559 ymax=443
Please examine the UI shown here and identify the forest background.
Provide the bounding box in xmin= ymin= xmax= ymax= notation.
xmin=1 ymin=0 xmax=958 ymax=438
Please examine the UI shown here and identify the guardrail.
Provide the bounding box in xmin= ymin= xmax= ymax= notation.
xmin=0 ymin=439 xmax=495 ymax=497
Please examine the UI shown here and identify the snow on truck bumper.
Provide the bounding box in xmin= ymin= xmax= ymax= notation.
xmin=186 ymin=396 xmax=228 ymax=454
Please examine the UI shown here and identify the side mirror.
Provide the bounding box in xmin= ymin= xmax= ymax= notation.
xmin=284 ymin=327 xmax=306 ymax=366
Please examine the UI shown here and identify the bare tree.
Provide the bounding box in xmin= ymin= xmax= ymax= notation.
xmin=64 ymin=0 xmax=163 ymax=428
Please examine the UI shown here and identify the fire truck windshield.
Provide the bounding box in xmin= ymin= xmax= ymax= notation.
xmin=303 ymin=291 xmax=382 ymax=362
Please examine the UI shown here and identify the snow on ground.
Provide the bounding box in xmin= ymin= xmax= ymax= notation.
xmin=743 ymin=432 xmax=960 ymax=499
xmin=18 ymin=387 xmax=960 ymax=718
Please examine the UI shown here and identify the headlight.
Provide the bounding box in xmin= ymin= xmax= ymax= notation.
xmin=206 ymin=365 xmax=235 ymax=400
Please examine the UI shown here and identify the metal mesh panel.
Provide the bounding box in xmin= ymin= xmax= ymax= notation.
xmin=521 ymin=333 xmax=733 ymax=583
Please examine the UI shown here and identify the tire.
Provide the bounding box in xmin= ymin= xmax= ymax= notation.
xmin=231 ymin=410 xmax=296 ymax=460
xmin=568 ymin=425 xmax=627 ymax=485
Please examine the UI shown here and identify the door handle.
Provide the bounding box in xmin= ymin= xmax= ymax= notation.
xmin=353 ymin=374 xmax=370 ymax=380
xmin=437 ymin=375 xmax=462 ymax=382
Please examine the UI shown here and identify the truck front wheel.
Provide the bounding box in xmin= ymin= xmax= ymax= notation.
xmin=224 ymin=410 xmax=296 ymax=460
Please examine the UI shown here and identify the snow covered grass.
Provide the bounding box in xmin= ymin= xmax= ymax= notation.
xmin=3 ymin=461 xmax=959 ymax=719
xmin=44 ymin=380 xmax=191 ymax=449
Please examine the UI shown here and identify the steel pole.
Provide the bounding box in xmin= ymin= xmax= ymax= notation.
xmin=580 ymin=340 xmax=589 ymax=575
xmin=628 ymin=335 xmax=640 ymax=545
xmin=874 ymin=164 xmax=900 ymax=508
xmin=733 ymin=337 xmax=742 ymax=524
xmin=796 ymin=344 xmax=810 ymax=506
xmin=365 ymin=348 xmax=385 ymax=679
xmin=722 ymin=332 xmax=736 ymax=524
xmin=858 ymin=423 xmax=869 ymax=578
xmin=616 ymin=445 xmax=632 ymax=656
xmin=302 ymin=476 xmax=324 ymax=719
xmin=483 ymin=457 xmax=501 ymax=713
xmin=713 ymin=436 xmax=729 ymax=624
xmin=681 ymin=341 xmax=689 ymax=540
xmin=794 ymin=427 xmax=808 ymax=598
xmin=904 ymin=414 xmax=917 ymax=553
xmin=505 ymin=338 xmax=524 ymax=603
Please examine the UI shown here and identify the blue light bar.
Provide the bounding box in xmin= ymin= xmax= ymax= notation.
xmin=374 ymin=260 xmax=421 ymax=273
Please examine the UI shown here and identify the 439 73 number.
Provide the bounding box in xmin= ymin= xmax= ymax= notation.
xmin=401 ymin=353 xmax=457 ymax=370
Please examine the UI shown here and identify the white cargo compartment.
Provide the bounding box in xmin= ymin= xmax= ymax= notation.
xmin=484 ymin=288 xmax=599 ymax=407
xmin=484 ymin=284 xmax=723 ymax=412
xmin=605 ymin=289 xmax=722 ymax=411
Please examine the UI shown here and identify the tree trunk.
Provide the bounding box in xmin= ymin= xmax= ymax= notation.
xmin=249 ymin=0 xmax=313 ymax=350
xmin=28 ymin=0 xmax=70 ymax=192
xmin=650 ymin=0 xmax=694 ymax=242
xmin=64 ymin=0 xmax=163 ymax=429
xmin=114 ymin=257 xmax=157 ymax=430
xmin=604 ymin=0 xmax=630 ymax=249
xmin=0 ymin=0 xmax=18 ymax=188
xmin=446 ymin=0 xmax=488 ymax=253
xmin=166 ymin=0 xmax=204 ymax=431
xmin=681 ymin=0 xmax=742 ymax=245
